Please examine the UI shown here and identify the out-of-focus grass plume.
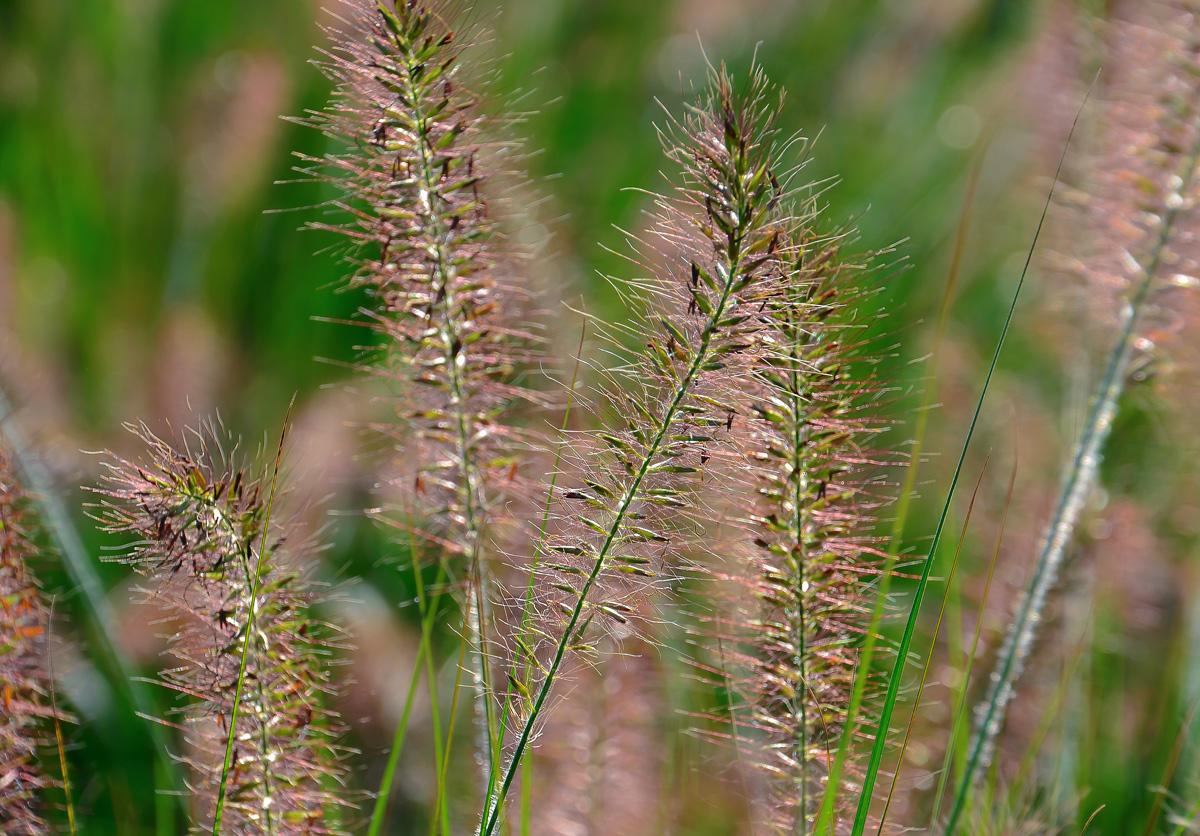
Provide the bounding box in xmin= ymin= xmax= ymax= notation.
xmin=0 ymin=436 xmax=57 ymax=836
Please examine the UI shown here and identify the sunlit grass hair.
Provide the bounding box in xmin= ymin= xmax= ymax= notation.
xmin=474 ymin=62 xmax=807 ymax=835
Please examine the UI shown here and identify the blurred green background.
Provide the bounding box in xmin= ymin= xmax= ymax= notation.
xmin=5 ymin=0 xmax=1200 ymax=834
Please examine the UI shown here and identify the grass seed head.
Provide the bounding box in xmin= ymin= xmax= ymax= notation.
xmin=90 ymin=421 xmax=348 ymax=835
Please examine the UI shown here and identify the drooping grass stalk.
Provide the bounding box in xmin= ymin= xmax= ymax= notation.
xmin=90 ymin=421 xmax=346 ymax=835
xmin=0 ymin=434 xmax=57 ymax=836
xmin=945 ymin=31 xmax=1200 ymax=830
xmin=299 ymin=0 xmax=545 ymax=792
xmin=849 ymin=83 xmax=1089 ymax=836
xmin=478 ymin=65 xmax=791 ymax=836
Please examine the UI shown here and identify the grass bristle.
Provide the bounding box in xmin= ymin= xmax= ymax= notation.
xmin=477 ymin=63 xmax=807 ymax=834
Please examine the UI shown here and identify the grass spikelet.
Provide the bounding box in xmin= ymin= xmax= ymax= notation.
xmin=90 ymin=421 xmax=346 ymax=835
xmin=947 ymin=6 xmax=1200 ymax=827
xmin=478 ymin=63 xmax=794 ymax=835
xmin=297 ymin=0 xmax=544 ymax=782
xmin=0 ymin=437 xmax=56 ymax=836
xmin=704 ymin=206 xmax=893 ymax=833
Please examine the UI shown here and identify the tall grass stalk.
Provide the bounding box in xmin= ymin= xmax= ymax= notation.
xmin=946 ymin=35 xmax=1200 ymax=830
xmin=299 ymin=1 xmax=546 ymax=797
xmin=850 ymin=84 xmax=1088 ymax=836
xmin=708 ymin=199 xmax=894 ymax=835
xmin=880 ymin=458 xmax=989 ymax=829
xmin=927 ymin=446 xmax=1016 ymax=828
xmin=478 ymin=64 xmax=793 ymax=835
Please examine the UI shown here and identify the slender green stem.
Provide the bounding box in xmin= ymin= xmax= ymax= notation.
xmin=367 ymin=562 xmax=448 ymax=836
xmin=370 ymin=473 xmax=453 ymax=836
xmin=927 ymin=444 xmax=1016 ymax=828
xmin=877 ymin=458 xmax=989 ymax=833
xmin=430 ymin=623 xmax=470 ymax=836
xmin=813 ymin=157 xmax=983 ymax=836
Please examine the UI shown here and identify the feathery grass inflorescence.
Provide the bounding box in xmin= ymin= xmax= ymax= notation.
xmin=90 ymin=422 xmax=346 ymax=835
xmin=709 ymin=213 xmax=893 ymax=835
xmin=946 ymin=5 xmax=1200 ymax=832
xmin=477 ymin=64 xmax=794 ymax=835
xmin=297 ymin=0 xmax=543 ymax=781
xmin=0 ymin=437 xmax=56 ymax=836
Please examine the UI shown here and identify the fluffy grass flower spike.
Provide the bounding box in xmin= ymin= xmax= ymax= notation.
xmin=298 ymin=0 xmax=544 ymax=783
xmin=477 ymin=64 xmax=795 ymax=835
xmin=0 ymin=437 xmax=56 ymax=836
xmin=91 ymin=422 xmax=346 ymax=835
xmin=712 ymin=217 xmax=892 ymax=835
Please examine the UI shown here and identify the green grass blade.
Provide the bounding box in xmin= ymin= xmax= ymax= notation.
xmin=430 ymin=624 xmax=469 ymax=836
xmin=850 ymin=89 xmax=1087 ymax=836
xmin=1141 ymin=698 xmax=1199 ymax=836
xmin=367 ymin=563 xmax=447 ymax=836
xmin=814 ymin=156 xmax=981 ymax=836
xmin=927 ymin=441 xmax=1017 ymax=828
xmin=941 ymin=82 xmax=1200 ymax=836
xmin=877 ymin=457 xmax=990 ymax=833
